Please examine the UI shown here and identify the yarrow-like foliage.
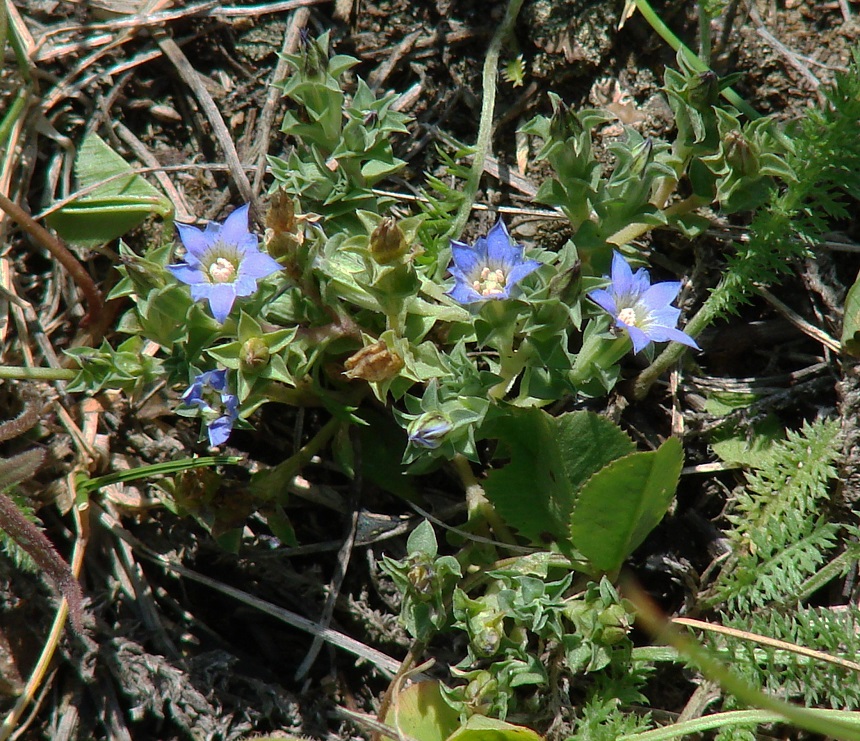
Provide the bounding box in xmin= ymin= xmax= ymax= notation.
xmin=182 ymin=369 xmax=239 ymax=446
xmin=168 ymin=204 xmax=282 ymax=323
xmin=446 ymin=219 xmax=541 ymax=304
xmin=588 ymin=251 xmax=699 ymax=353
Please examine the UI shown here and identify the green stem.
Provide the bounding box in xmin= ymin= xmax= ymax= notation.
xmin=449 ymin=0 xmax=526 ymax=240
xmin=697 ymin=2 xmax=711 ymax=65
xmin=453 ymin=454 xmax=517 ymax=546
xmin=0 ymin=366 xmax=76 ymax=381
xmin=620 ymin=709 xmax=860 ymax=741
xmin=633 ymin=0 xmax=759 ymax=120
xmin=0 ymin=89 xmax=27 ymax=152
xmin=631 ymin=300 xmax=712 ymax=400
xmin=606 ymin=194 xmax=707 ymax=247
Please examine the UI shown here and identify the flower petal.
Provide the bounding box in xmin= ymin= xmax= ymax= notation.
xmin=641 ymin=281 xmax=682 ymax=311
xmin=447 ymin=280 xmax=485 ymax=305
xmin=485 ymin=220 xmax=522 ymax=270
xmin=219 ymin=204 xmax=252 ymax=248
xmin=168 ymin=263 xmax=205 ymax=286
xmin=626 ymin=325 xmax=652 ymax=354
xmin=644 ymin=324 xmax=700 ymax=349
xmin=609 ymin=251 xmax=635 ymax=297
xmin=238 ymin=250 xmax=282 ymax=281
xmin=506 ymin=258 xmax=542 ymax=288
xmin=207 ymin=415 xmax=234 ymax=446
xmin=205 ymin=283 xmax=238 ymax=323
xmin=200 ymin=369 xmax=228 ymax=390
xmin=588 ymin=288 xmax=618 ymax=317
xmin=176 ymin=222 xmax=212 ymax=258
xmin=450 ymin=241 xmax=484 ymax=280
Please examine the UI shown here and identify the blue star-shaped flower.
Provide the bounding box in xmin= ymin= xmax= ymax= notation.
xmin=446 ymin=219 xmax=542 ymax=304
xmin=181 ymin=369 xmax=239 ymax=446
xmin=168 ymin=204 xmax=282 ymax=323
xmin=588 ymin=251 xmax=700 ymax=354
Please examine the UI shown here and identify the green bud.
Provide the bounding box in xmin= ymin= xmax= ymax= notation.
xmin=549 ymin=258 xmax=581 ymax=304
xmin=240 ymin=337 xmax=270 ymax=372
xmin=598 ymin=604 xmax=631 ymax=645
xmin=630 ymin=137 xmax=654 ymax=177
xmin=464 ymin=671 xmax=497 ymax=715
xmin=549 ymin=96 xmax=582 ymax=141
xmin=407 ymin=555 xmax=435 ymax=597
xmin=370 ymin=217 xmax=409 ymax=265
xmin=723 ymin=129 xmax=760 ymax=176
xmin=299 ymin=30 xmax=328 ymax=78
xmin=688 ymin=70 xmax=720 ymax=109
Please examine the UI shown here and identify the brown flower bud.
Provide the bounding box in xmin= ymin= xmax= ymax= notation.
xmin=370 ymin=217 xmax=409 ymax=265
xmin=343 ymin=341 xmax=404 ymax=382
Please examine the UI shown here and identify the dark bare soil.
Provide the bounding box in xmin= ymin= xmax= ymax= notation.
xmin=1 ymin=1 xmax=859 ymax=739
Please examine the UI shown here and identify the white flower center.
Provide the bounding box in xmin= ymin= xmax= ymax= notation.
xmin=208 ymin=257 xmax=237 ymax=283
xmin=472 ymin=266 xmax=507 ymax=297
xmin=617 ymin=307 xmax=638 ymax=326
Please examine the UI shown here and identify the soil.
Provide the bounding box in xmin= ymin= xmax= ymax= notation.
xmin=1 ymin=0 xmax=859 ymax=739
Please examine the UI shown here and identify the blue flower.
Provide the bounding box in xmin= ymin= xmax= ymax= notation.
xmin=181 ymin=369 xmax=239 ymax=446
xmin=168 ymin=204 xmax=282 ymax=323
xmin=446 ymin=219 xmax=542 ymax=304
xmin=588 ymin=251 xmax=700 ymax=354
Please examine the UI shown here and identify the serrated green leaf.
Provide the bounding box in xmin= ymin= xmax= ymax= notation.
xmin=483 ymin=409 xmax=634 ymax=544
xmin=570 ymin=437 xmax=683 ymax=572
xmin=47 ymin=132 xmax=172 ymax=247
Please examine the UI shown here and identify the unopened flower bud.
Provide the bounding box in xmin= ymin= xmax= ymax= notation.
xmin=723 ymin=130 xmax=759 ymax=177
xmin=549 ymin=97 xmax=582 ymax=141
xmin=407 ymin=556 xmax=435 ymax=597
xmin=240 ymin=337 xmax=270 ymax=372
xmin=343 ymin=341 xmax=404 ymax=382
xmin=688 ymin=70 xmax=719 ymax=109
xmin=299 ymin=31 xmax=327 ymax=78
xmin=407 ymin=412 xmax=453 ymax=449
xmin=598 ymin=604 xmax=631 ymax=645
xmin=630 ymin=137 xmax=654 ymax=177
xmin=463 ymin=671 xmax=497 ymax=715
xmin=370 ymin=217 xmax=409 ymax=265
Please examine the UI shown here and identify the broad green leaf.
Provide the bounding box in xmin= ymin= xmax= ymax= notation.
xmin=483 ymin=408 xmax=634 ymax=544
xmin=446 ymin=715 xmax=544 ymax=741
xmin=383 ymin=681 xmax=459 ymax=741
xmin=710 ymin=414 xmax=782 ymax=468
xmin=47 ymin=132 xmax=172 ymax=247
xmin=570 ymin=437 xmax=683 ymax=573
xmin=842 ymin=270 xmax=860 ymax=357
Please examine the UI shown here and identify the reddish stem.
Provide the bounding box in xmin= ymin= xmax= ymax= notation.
xmin=0 ymin=191 xmax=104 ymax=325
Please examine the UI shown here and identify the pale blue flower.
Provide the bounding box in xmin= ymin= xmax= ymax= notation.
xmin=181 ymin=369 xmax=239 ymax=446
xmin=168 ymin=204 xmax=282 ymax=323
xmin=588 ymin=251 xmax=700 ymax=354
xmin=447 ymin=219 xmax=542 ymax=304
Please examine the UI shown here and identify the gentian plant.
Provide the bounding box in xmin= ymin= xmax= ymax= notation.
xmin=46 ymin=25 xmax=852 ymax=741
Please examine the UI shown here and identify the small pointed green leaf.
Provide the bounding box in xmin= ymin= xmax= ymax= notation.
xmin=570 ymin=437 xmax=683 ymax=572
xmin=47 ymin=132 xmax=172 ymax=247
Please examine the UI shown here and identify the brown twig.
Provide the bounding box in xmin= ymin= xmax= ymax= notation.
xmin=0 ymin=190 xmax=104 ymax=325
